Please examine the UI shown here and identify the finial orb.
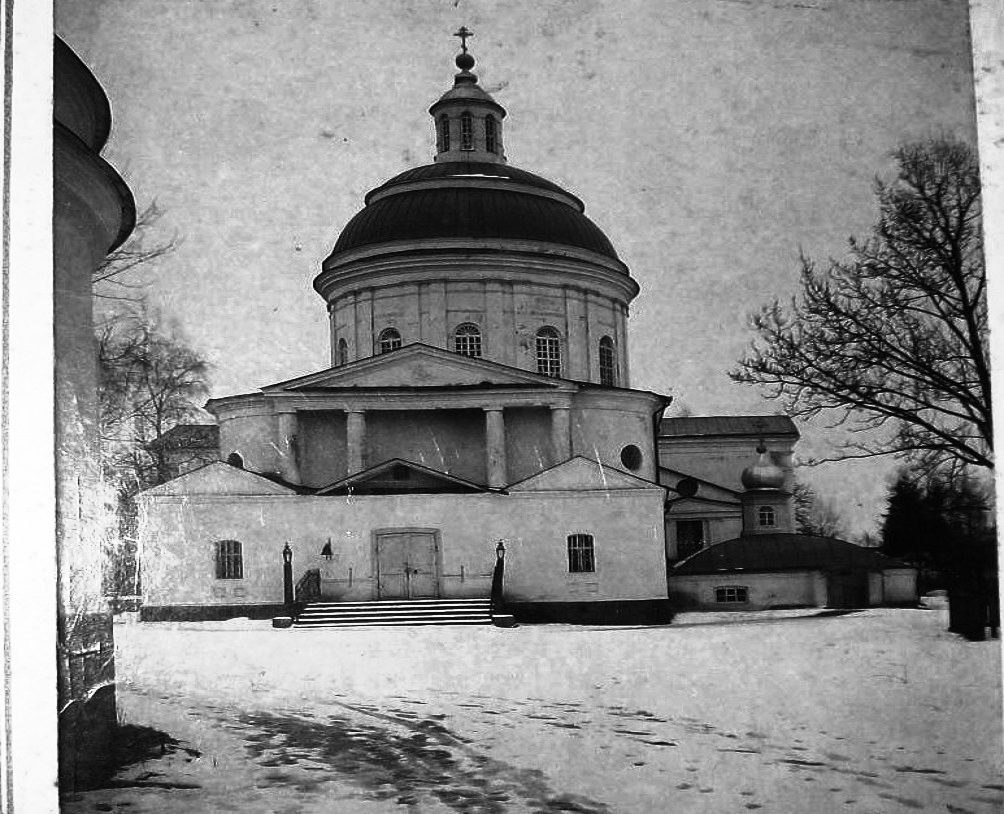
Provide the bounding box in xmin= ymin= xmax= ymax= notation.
xmin=455 ymin=51 xmax=475 ymax=71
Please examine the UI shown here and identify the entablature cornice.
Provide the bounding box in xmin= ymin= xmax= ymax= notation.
xmin=573 ymin=387 xmax=671 ymax=414
xmin=264 ymin=386 xmax=577 ymax=414
xmin=315 ymin=245 xmax=638 ymax=303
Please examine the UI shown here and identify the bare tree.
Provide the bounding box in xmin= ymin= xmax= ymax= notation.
xmin=792 ymin=481 xmax=847 ymax=539
xmin=732 ymin=139 xmax=990 ymax=476
xmin=97 ymin=309 xmax=210 ymax=601
xmin=98 ymin=309 xmax=210 ymax=488
xmin=92 ymin=201 xmax=179 ymax=299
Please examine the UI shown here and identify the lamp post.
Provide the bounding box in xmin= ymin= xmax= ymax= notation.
xmin=495 ymin=539 xmax=506 ymax=561
xmin=282 ymin=542 xmax=294 ymax=607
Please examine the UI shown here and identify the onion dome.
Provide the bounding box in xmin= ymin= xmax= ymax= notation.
xmin=321 ymin=30 xmax=623 ymax=270
xmin=740 ymin=441 xmax=786 ymax=490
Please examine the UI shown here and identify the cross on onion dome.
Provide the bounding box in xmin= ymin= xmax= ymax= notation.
xmin=454 ymin=26 xmax=474 ymax=53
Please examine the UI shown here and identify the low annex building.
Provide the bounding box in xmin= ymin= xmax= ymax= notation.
xmin=137 ymin=34 xmax=916 ymax=624
xmin=666 ymin=443 xmax=918 ymax=610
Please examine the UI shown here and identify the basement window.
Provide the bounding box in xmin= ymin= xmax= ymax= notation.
xmin=715 ymin=586 xmax=749 ymax=604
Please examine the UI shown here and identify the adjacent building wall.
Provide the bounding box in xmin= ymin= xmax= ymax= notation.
xmin=54 ymin=38 xmax=135 ymax=791
xmin=658 ymin=434 xmax=796 ymax=492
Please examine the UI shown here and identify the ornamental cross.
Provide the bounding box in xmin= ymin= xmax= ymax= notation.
xmin=454 ymin=26 xmax=474 ymax=53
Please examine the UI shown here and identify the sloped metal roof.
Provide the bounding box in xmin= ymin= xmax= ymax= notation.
xmin=659 ymin=415 xmax=799 ymax=438
xmin=366 ymin=161 xmax=575 ymax=203
xmin=146 ymin=423 xmax=219 ymax=451
xmin=672 ymin=534 xmax=909 ymax=575
xmin=331 ymin=185 xmax=618 ymax=260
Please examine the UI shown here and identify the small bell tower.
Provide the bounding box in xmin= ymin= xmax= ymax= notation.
xmin=428 ymin=27 xmax=507 ymax=164
xmin=739 ymin=440 xmax=795 ymax=535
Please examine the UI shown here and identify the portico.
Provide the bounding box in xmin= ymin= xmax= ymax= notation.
xmin=209 ymin=344 xmax=665 ymax=491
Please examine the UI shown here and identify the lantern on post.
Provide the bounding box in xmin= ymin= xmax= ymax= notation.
xmin=495 ymin=539 xmax=506 ymax=561
xmin=282 ymin=542 xmax=294 ymax=607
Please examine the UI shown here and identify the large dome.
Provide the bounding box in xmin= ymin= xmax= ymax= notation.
xmin=326 ymin=161 xmax=620 ymax=263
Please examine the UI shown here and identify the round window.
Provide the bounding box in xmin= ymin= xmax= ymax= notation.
xmin=676 ymin=477 xmax=698 ymax=498
xmin=620 ymin=444 xmax=643 ymax=471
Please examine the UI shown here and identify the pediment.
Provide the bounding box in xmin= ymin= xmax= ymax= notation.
xmin=141 ymin=462 xmax=297 ymax=497
xmin=659 ymin=467 xmax=740 ymax=504
xmin=509 ymin=456 xmax=663 ymax=492
xmin=263 ymin=344 xmax=570 ymax=392
xmin=317 ymin=458 xmax=487 ymax=495
xmin=668 ymin=496 xmax=742 ymax=513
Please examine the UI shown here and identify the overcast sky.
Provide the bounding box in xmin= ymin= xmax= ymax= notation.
xmin=55 ymin=0 xmax=980 ymax=534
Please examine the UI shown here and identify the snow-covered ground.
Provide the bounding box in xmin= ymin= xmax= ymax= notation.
xmin=62 ymin=609 xmax=1002 ymax=813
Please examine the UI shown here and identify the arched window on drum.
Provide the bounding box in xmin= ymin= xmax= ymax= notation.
xmin=460 ymin=111 xmax=474 ymax=151
xmin=378 ymin=328 xmax=402 ymax=354
xmin=535 ymin=327 xmax=562 ymax=377
xmin=485 ymin=115 xmax=498 ymax=154
xmin=438 ymin=114 xmax=450 ymax=152
xmin=598 ymin=336 xmax=617 ymax=386
xmin=454 ymin=323 xmax=482 ymax=358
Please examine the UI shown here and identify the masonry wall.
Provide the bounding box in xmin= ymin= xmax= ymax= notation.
xmin=218 ymin=409 xmax=280 ymax=474
xmin=331 ymin=277 xmax=629 ymax=385
xmin=883 ymin=569 xmax=919 ymax=604
xmin=668 ymin=571 xmax=824 ymax=610
xmin=658 ymin=435 xmax=796 ymax=492
xmin=572 ymin=396 xmax=658 ymax=482
xmin=139 ymin=488 xmax=668 ymax=613
xmin=365 ymin=409 xmax=485 ymax=482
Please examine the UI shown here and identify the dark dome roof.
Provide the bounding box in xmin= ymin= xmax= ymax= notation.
xmin=327 ymin=162 xmax=619 ymax=262
xmin=673 ymin=534 xmax=910 ymax=575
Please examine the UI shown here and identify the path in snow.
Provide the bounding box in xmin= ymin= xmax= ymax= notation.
xmin=60 ymin=609 xmax=1002 ymax=813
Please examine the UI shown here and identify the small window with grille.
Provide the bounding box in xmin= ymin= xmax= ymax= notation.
xmin=460 ymin=112 xmax=474 ymax=150
xmin=485 ymin=115 xmax=498 ymax=153
xmin=715 ymin=586 xmax=749 ymax=603
xmin=567 ymin=533 xmax=595 ymax=573
xmin=439 ymin=115 xmax=450 ymax=152
xmin=215 ymin=540 xmax=244 ymax=580
xmin=535 ymin=327 xmax=562 ymax=377
xmin=454 ymin=323 xmax=482 ymax=358
xmin=758 ymin=506 xmax=776 ymax=527
xmin=378 ymin=328 xmax=402 ymax=354
xmin=598 ymin=336 xmax=616 ymax=386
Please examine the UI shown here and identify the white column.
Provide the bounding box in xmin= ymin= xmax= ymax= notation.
xmin=484 ymin=408 xmax=508 ymax=488
xmin=276 ymin=410 xmax=301 ymax=484
xmin=346 ymin=410 xmax=366 ymax=474
xmin=550 ymin=406 xmax=571 ymax=464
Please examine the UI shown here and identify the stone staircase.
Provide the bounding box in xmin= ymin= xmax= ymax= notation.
xmin=292 ymin=598 xmax=493 ymax=628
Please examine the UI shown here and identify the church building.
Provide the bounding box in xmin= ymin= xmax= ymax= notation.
xmin=137 ymin=33 xmax=916 ymax=625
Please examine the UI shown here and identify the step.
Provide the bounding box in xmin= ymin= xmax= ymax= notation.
xmin=297 ymin=609 xmax=491 ymax=621
xmin=294 ymin=617 xmax=492 ymax=628
xmin=291 ymin=597 xmax=494 ymax=628
xmin=300 ymin=599 xmax=490 ymax=610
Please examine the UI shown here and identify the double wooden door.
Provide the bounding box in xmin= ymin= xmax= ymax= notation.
xmin=375 ymin=530 xmax=440 ymax=599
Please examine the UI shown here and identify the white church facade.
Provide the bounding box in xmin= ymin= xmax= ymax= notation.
xmin=137 ymin=36 xmax=916 ymax=624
